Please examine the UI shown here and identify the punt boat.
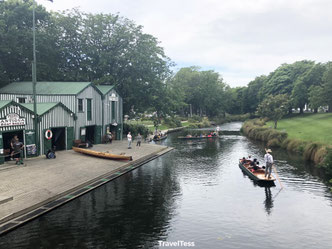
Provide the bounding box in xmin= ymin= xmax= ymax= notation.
xmin=239 ymin=159 xmax=276 ymax=183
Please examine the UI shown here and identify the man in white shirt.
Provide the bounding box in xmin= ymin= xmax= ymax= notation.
xmin=264 ymin=149 xmax=274 ymax=178
xmin=127 ymin=132 xmax=132 ymax=149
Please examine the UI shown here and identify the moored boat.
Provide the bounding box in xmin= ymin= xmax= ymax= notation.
xmin=177 ymin=135 xmax=219 ymax=140
xmin=72 ymin=147 xmax=133 ymax=161
xmin=153 ymin=135 xmax=168 ymax=141
xmin=239 ymin=159 xmax=275 ymax=183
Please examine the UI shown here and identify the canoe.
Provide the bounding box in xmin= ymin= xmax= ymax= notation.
xmin=153 ymin=135 xmax=167 ymax=141
xmin=72 ymin=147 xmax=132 ymax=161
xmin=177 ymin=135 xmax=219 ymax=140
xmin=239 ymin=160 xmax=275 ymax=183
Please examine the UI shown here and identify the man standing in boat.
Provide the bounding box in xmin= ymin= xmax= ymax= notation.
xmin=264 ymin=149 xmax=273 ymax=179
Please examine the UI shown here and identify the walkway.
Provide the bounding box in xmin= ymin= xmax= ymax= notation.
xmin=0 ymin=140 xmax=172 ymax=234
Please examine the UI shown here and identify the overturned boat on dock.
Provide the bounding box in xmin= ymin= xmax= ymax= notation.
xmin=72 ymin=147 xmax=133 ymax=161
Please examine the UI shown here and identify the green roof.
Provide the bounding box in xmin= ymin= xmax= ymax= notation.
xmin=20 ymin=103 xmax=60 ymax=116
xmin=95 ymin=85 xmax=115 ymax=95
xmin=0 ymin=100 xmax=12 ymax=109
xmin=0 ymin=82 xmax=92 ymax=95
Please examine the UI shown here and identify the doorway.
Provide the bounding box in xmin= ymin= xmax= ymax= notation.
xmin=85 ymin=125 xmax=95 ymax=144
xmin=2 ymin=130 xmax=24 ymax=161
xmin=51 ymin=127 xmax=66 ymax=151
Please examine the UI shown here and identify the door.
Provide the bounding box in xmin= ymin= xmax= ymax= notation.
xmin=67 ymin=127 xmax=74 ymax=150
xmin=0 ymin=132 xmax=4 ymax=164
xmin=94 ymin=125 xmax=102 ymax=144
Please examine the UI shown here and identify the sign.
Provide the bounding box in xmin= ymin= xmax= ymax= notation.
xmin=26 ymin=144 xmax=37 ymax=155
xmin=0 ymin=113 xmax=25 ymax=127
xmin=81 ymin=128 xmax=86 ymax=136
xmin=109 ymin=93 xmax=118 ymax=102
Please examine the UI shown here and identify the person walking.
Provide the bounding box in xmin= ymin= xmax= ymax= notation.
xmin=12 ymin=136 xmax=24 ymax=165
xmin=264 ymin=149 xmax=273 ymax=179
xmin=136 ymin=133 xmax=142 ymax=147
xmin=127 ymin=132 xmax=132 ymax=149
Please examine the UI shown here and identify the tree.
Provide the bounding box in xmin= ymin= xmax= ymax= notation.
xmin=0 ymin=0 xmax=56 ymax=86
xmin=291 ymin=78 xmax=308 ymax=114
xmin=257 ymin=94 xmax=290 ymax=129
xmin=322 ymin=62 xmax=332 ymax=112
xmin=168 ymin=67 xmax=228 ymax=117
xmin=308 ymin=85 xmax=325 ymax=113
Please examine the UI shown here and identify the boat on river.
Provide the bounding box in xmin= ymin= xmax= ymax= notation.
xmin=153 ymin=134 xmax=168 ymax=141
xmin=72 ymin=147 xmax=133 ymax=161
xmin=177 ymin=135 xmax=219 ymax=140
xmin=239 ymin=159 xmax=275 ymax=183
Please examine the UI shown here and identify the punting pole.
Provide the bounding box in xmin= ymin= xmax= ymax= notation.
xmin=273 ymin=164 xmax=283 ymax=189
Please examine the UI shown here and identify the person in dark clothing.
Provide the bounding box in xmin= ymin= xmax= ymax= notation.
xmin=12 ymin=136 xmax=24 ymax=165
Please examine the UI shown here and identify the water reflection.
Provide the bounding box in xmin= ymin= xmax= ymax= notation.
xmin=264 ymin=187 xmax=273 ymax=215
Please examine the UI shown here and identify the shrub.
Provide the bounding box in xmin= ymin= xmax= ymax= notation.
xmin=303 ymin=142 xmax=320 ymax=161
xmin=163 ymin=116 xmax=182 ymax=128
xmin=188 ymin=115 xmax=203 ymax=123
xmin=322 ymin=148 xmax=332 ymax=176
xmin=123 ymin=123 xmax=150 ymax=138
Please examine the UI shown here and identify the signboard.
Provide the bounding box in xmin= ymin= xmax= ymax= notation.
xmin=81 ymin=128 xmax=86 ymax=136
xmin=109 ymin=93 xmax=118 ymax=102
xmin=0 ymin=113 xmax=25 ymax=127
xmin=26 ymin=144 xmax=37 ymax=155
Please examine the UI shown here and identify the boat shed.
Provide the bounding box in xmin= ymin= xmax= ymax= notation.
xmin=95 ymin=85 xmax=123 ymax=140
xmin=0 ymin=100 xmax=75 ymax=164
xmin=0 ymin=81 xmax=123 ymax=144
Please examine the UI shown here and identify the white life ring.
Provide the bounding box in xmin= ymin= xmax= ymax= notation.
xmin=45 ymin=129 xmax=53 ymax=140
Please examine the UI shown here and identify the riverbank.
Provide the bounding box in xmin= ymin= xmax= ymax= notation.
xmin=242 ymin=117 xmax=332 ymax=179
xmin=0 ymin=140 xmax=173 ymax=235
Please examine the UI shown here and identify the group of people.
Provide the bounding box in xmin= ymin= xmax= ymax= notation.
xmin=241 ymin=148 xmax=274 ymax=179
xmin=186 ymin=131 xmax=219 ymax=138
xmin=127 ymin=132 xmax=142 ymax=149
xmin=153 ymin=131 xmax=165 ymax=140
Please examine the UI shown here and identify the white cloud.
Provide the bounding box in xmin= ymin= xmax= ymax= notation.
xmin=38 ymin=0 xmax=332 ymax=87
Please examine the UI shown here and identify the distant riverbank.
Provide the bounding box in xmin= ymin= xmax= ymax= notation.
xmin=241 ymin=114 xmax=332 ymax=183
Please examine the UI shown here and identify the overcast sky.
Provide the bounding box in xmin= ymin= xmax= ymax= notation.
xmin=38 ymin=0 xmax=332 ymax=87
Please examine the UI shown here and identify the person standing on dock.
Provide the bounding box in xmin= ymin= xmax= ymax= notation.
xmin=136 ymin=133 xmax=142 ymax=147
xmin=12 ymin=136 xmax=24 ymax=165
xmin=127 ymin=132 xmax=132 ymax=149
xmin=264 ymin=149 xmax=273 ymax=179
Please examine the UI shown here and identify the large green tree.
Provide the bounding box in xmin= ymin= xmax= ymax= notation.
xmin=257 ymin=94 xmax=290 ymax=129
xmin=169 ymin=67 xmax=228 ymax=117
xmin=322 ymin=62 xmax=332 ymax=112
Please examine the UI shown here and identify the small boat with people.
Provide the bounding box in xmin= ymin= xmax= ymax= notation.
xmin=153 ymin=134 xmax=168 ymax=141
xmin=178 ymin=131 xmax=219 ymax=140
xmin=239 ymin=157 xmax=276 ymax=183
xmin=72 ymin=147 xmax=133 ymax=161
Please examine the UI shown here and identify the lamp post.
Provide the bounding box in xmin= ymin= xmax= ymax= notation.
xmin=32 ymin=0 xmax=39 ymax=155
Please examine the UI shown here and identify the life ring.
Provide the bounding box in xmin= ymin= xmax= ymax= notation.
xmin=45 ymin=129 xmax=53 ymax=140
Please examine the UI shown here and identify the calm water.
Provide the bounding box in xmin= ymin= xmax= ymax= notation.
xmin=1 ymin=122 xmax=332 ymax=249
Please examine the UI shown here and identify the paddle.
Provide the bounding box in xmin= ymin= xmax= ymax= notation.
xmin=272 ymin=164 xmax=283 ymax=189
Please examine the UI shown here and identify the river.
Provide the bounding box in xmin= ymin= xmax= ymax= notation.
xmin=1 ymin=122 xmax=332 ymax=249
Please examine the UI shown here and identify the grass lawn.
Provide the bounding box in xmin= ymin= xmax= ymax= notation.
xmin=267 ymin=113 xmax=332 ymax=145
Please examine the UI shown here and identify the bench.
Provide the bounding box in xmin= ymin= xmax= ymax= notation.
xmin=74 ymin=139 xmax=87 ymax=148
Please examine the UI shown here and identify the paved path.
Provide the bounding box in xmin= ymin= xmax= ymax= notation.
xmin=0 ymin=140 xmax=170 ymax=227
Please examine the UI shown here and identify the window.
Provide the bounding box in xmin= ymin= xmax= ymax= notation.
xmin=78 ymin=99 xmax=84 ymax=112
xmin=87 ymin=99 xmax=92 ymax=121
xmin=111 ymin=101 xmax=116 ymax=120
xmin=17 ymin=97 xmax=26 ymax=103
